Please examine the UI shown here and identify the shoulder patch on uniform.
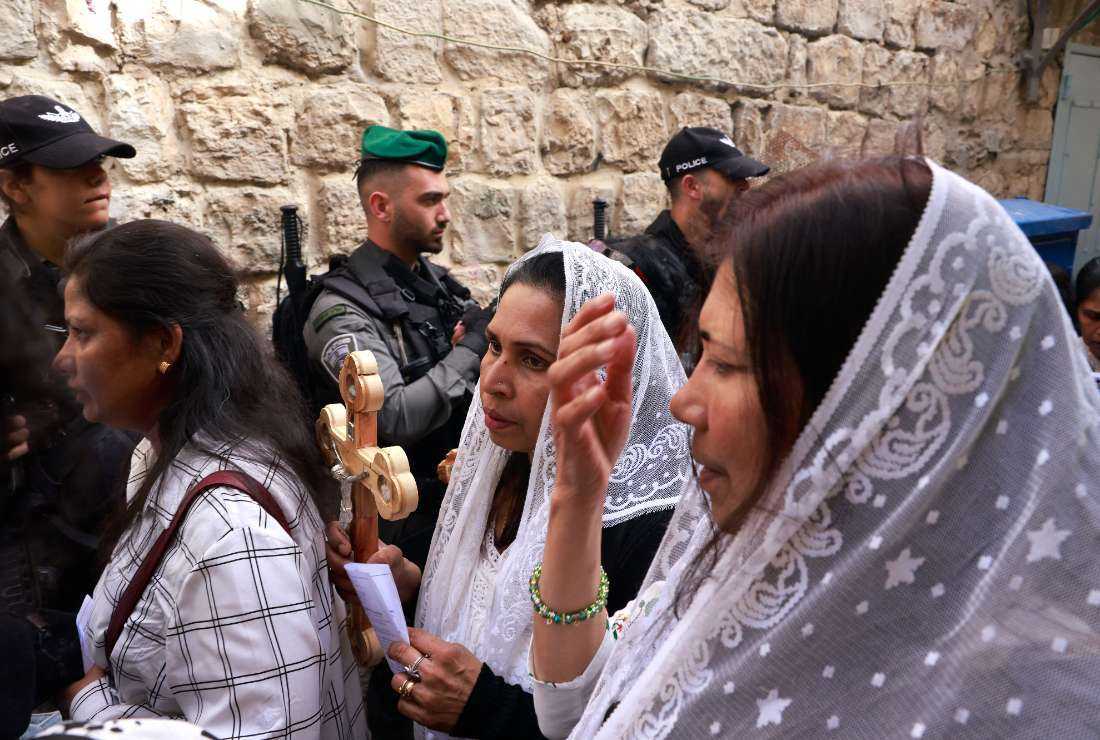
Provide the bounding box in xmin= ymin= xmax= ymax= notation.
xmin=312 ymin=303 xmax=347 ymax=332
xmin=321 ymin=333 xmax=358 ymax=382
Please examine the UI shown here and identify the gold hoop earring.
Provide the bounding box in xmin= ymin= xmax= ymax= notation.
xmin=158 ymin=361 xmax=171 ymax=374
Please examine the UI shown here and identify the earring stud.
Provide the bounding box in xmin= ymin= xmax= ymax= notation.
xmin=158 ymin=361 xmax=171 ymax=374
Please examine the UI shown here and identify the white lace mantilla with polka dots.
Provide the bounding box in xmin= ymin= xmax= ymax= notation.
xmin=566 ymin=160 xmax=1100 ymax=738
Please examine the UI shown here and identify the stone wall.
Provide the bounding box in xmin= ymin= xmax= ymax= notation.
xmin=0 ymin=0 xmax=1066 ymax=324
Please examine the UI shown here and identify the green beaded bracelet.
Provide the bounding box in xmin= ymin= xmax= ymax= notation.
xmin=528 ymin=562 xmax=609 ymax=626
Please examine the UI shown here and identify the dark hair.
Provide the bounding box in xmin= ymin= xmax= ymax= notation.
xmin=677 ymin=156 xmax=933 ymax=611
xmin=354 ymin=157 xmax=412 ymax=195
xmin=1075 ymin=257 xmax=1100 ymax=312
xmin=499 ymin=250 xmax=566 ymax=302
xmin=64 ymin=220 xmax=335 ymax=549
xmin=1045 ymin=261 xmax=1076 ymax=330
xmin=0 ymin=161 xmax=34 ymax=211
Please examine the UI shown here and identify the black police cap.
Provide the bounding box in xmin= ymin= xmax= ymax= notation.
xmin=658 ymin=126 xmax=769 ymax=182
xmin=0 ymin=95 xmax=135 ymax=169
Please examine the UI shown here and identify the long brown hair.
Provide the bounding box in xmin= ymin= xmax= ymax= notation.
xmin=65 ymin=220 xmax=336 ymax=554
xmin=678 ymin=156 xmax=933 ymax=610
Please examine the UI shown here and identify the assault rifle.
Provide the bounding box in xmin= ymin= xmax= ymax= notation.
xmin=277 ymin=204 xmax=307 ymax=310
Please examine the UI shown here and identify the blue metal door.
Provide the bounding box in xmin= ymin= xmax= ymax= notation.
xmin=1046 ymin=43 xmax=1100 ymax=275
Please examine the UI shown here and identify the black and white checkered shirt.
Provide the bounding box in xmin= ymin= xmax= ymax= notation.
xmin=73 ymin=437 xmax=367 ymax=739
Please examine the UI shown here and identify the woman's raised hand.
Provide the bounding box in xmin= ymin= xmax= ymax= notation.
xmin=548 ymin=293 xmax=636 ymax=509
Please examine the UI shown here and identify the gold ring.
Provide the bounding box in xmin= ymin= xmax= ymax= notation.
xmin=398 ymin=678 xmax=416 ymax=699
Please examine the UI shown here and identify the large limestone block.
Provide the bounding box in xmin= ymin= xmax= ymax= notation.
xmin=766 ymin=103 xmax=827 ymax=152
xmin=446 ymin=177 xmax=518 ymax=265
xmin=52 ymin=39 xmax=114 ymax=77
xmin=316 ymin=175 xmax=366 ymax=258
xmin=806 ymin=35 xmax=863 ymax=109
xmin=396 ymin=91 xmax=478 ymax=173
xmin=443 ymin=0 xmax=551 ymax=87
xmin=618 ymin=172 xmax=665 ymax=237
xmin=647 ymin=10 xmax=788 ymax=93
xmin=785 ymin=33 xmax=808 ymax=96
xmin=732 ymin=100 xmax=767 ymax=158
xmin=915 ymin=2 xmax=976 ymax=52
xmin=108 ymin=179 xmax=203 ymax=228
xmin=860 ymin=47 xmax=929 ymax=118
xmin=547 ymin=4 xmax=647 ymax=88
xmin=0 ymin=0 xmax=37 ymax=60
xmin=118 ymin=1 xmax=241 ymax=71
xmin=837 ymin=0 xmax=883 ymax=41
xmin=826 ymin=110 xmax=868 ymax=158
xmin=292 ymin=85 xmax=389 ymax=172
xmin=884 ymin=0 xmax=918 ymax=48
xmin=567 ymin=183 xmax=616 ymax=243
xmin=744 ymin=0 xmax=775 ymax=24
xmin=5 ymin=75 xmax=103 ymax=131
xmin=205 ymin=187 xmax=298 ymax=274
xmin=179 ymin=87 xmax=291 ymax=185
xmin=372 ymin=0 xmax=443 ymax=84
xmin=239 ymin=276 xmax=281 ymax=333
xmin=61 ymin=0 xmax=116 ymax=49
xmin=595 ymin=90 xmax=667 ymax=174
xmin=248 ymin=0 xmax=355 ymax=76
xmin=930 ymin=49 xmax=983 ymax=119
xmin=861 ymin=117 xmax=899 ymax=156
xmin=541 ymin=89 xmax=597 ymax=177
xmin=670 ymin=92 xmax=733 ymax=133
xmin=520 ymin=179 xmax=567 ymax=252
xmin=972 ymin=6 xmax=1012 ymax=58
xmin=449 ymin=264 xmax=501 ymax=306
xmin=105 ymin=74 xmax=178 ymax=183
xmin=979 ymin=71 xmax=1022 ymax=126
xmin=1015 ymin=107 xmax=1054 ymax=150
xmin=480 ymin=88 xmax=539 ymax=177
xmin=922 ymin=116 xmax=948 ymax=162
xmin=775 ymin=0 xmax=838 ymax=37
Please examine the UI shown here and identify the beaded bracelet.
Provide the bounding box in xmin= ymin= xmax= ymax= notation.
xmin=528 ymin=562 xmax=609 ymax=625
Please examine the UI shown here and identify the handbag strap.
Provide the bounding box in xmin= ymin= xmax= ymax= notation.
xmin=104 ymin=470 xmax=292 ymax=665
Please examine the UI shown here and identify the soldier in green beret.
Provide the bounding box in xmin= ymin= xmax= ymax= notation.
xmin=304 ymin=125 xmax=492 ymax=738
xmin=305 ymin=124 xmax=491 ymax=560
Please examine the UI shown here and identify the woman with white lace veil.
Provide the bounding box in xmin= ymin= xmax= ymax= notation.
xmin=384 ymin=238 xmax=692 ymax=739
xmin=533 ymin=157 xmax=1100 ymax=737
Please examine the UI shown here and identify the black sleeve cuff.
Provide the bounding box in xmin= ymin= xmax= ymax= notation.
xmin=451 ymin=663 xmax=547 ymax=739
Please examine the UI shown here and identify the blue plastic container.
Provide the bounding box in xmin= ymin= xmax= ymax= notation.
xmin=997 ymin=197 xmax=1093 ymax=272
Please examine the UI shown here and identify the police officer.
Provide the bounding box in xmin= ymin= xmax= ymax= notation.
xmin=305 ymin=125 xmax=490 ymax=570
xmin=0 ymin=94 xmax=137 ymax=733
xmin=605 ymin=126 xmax=769 ymax=361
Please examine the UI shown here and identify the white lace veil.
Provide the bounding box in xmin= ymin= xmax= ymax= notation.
xmin=415 ymin=236 xmax=692 ymax=737
xmin=571 ymin=160 xmax=1100 ymax=738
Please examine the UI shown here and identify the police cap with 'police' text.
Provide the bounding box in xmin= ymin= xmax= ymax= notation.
xmin=658 ymin=126 xmax=769 ymax=182
xmin=0 ymin=95 xmax=135 ymax=169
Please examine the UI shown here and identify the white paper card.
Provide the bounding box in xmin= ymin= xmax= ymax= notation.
xmin=344 ymin=563 xmax=410 ymax=674
xmin=76 ymin=595 xmax=95 ymax=672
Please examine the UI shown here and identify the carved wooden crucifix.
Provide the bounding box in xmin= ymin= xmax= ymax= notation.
xmin=317 ymin=350 xmax=418 ymax=666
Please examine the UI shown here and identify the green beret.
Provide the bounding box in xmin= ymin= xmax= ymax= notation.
xmin=360 ymin=125 xmax=447 ymax=171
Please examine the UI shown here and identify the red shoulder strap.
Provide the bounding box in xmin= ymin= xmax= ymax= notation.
xmin=104 ymin=470 xmax=292 ymax=666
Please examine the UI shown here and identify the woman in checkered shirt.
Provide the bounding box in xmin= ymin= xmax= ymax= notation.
xmin=52 ymin=220 xmax=366 ymax=739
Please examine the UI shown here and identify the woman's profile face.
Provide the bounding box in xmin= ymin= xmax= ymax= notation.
xmin=53 ymin=276 xmax=166 ymax=433
xmin=1078 ymin=287 xmax=1100 ymax=358
xmin=11 ymin=161 xmax=113 ymax=236
xmin=670 ymin=263 xmax=769 ymax=531
xmin=479 ymin=283 xmax=563 ymax=455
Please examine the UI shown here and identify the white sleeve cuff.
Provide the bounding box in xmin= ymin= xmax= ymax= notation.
xmin=530 ymin=630 xmax=615 ymax=739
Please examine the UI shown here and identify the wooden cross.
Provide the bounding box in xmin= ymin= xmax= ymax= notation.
xmin=317 ymin=350 xmax=418 ymax=666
